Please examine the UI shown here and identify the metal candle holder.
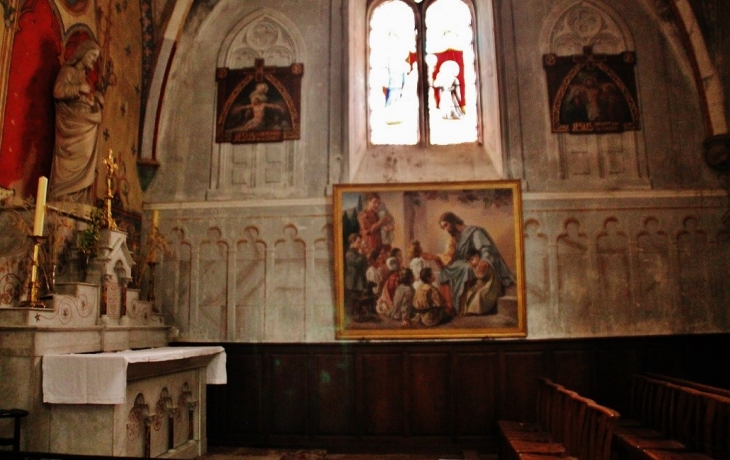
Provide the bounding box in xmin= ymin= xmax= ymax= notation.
xmin=102 ymin=149 xmax=118 ymax=230
xmin=21 ymin=235 xmax=47 ymax=308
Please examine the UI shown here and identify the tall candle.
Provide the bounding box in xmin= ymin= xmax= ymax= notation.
xmin=151 ymin=210 xmax=159 ymax=229
xmin=33 ymin=176 xmax=48 ymax=236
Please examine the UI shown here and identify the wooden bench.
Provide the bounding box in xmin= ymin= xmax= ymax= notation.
xmin=613 ymin=374 xmax=730 ymax=459
xmin=498 ymin=377 xmax=620 ymax=460
xmin=643 ymin=372 xmax=730 ymax=399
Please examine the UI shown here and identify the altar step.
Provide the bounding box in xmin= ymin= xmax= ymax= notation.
xmin=0 ymin=282 xmax=164 ymax=329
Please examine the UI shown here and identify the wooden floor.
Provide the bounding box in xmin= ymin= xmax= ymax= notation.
xmin=197 ymin=447 xmax=497 ymax=460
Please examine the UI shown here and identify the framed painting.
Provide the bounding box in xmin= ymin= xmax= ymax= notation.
xmin=543 ymin=46 xmax=640 ymax=134
xmin=215 ymin=59 xmax=303 ymax=143
xmin=333 ymin=180 xmax=526 ymax=340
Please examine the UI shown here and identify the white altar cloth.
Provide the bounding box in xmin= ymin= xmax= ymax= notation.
xmin=42 ymin=346 xmax=226 ymax=404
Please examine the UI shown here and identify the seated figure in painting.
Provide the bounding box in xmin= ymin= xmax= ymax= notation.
xmin=392 ymin=268 xmax=415 ymax=324
xmin=462 ymin=249 xmax=502 ymax=315
xmin=412 ymin=267 xmax=449 ymax=327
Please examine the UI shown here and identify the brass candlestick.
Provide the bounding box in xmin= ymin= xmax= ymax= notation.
xmin=21 ymin=236 xmax=47 ymax=308
xmin=102 ymin=149 xmax=118 ymax=230
xmin=147 ymin=261 xmax=157 ymax=311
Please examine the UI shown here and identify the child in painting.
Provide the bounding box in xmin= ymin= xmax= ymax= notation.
xmin=412 ymin=267 xmax=448 ymax=327
xmin=462 ymin=249 xmax=503 ymax=315
xmin=389 ymin=247 xmax=403 ymax=268
xmin=392 ymin=268 xmax=415 ymax=324
xmin=366 ymin=248 xmax=384 ymax=296
xmin=376 ymin=256 xmax=401 ymax=316
xmin=344 ymin=233 xmax=367 ymax=292
xmin=408 ymin=240 xmax=427 ymax=290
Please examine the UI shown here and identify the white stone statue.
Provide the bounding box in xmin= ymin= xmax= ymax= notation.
xmin=49 ymin=40 xmax=104 ymax=204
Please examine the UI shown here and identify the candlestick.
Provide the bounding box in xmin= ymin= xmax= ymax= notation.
xmin=102 ymin=149 xmax=118 ymax=230
xmin=147 ymin=261 xmax=157 ymax=309
xmin=33 ymin=177 xmax=48 ymax=236
xmin=21 ymin=236 xmax=47 ymax=308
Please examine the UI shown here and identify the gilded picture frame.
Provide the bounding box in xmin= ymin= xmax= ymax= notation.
xmin=333 ymin=180 xmax=526 ymax=340
xmin=215 ymin=59 xmax=303 ymax=144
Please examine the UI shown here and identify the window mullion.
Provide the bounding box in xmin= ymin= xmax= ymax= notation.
xmin=416 ymin=4 xmax=429 ymax=147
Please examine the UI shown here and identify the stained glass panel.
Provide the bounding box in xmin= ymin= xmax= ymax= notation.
xmin=368 ymin=0 xmax=419 ymax=145
xmin=425 ymin=0 xmax=478 ymax=144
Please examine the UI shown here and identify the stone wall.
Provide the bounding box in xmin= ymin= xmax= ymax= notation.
xmin=147 ymin=0 xmax=730 ymax=343
xmin=154 ymin=190 xmax=730 ymax=342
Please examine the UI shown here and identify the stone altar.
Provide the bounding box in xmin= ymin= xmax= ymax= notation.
xmin=0 ymin=207 xmax=226 ymax=458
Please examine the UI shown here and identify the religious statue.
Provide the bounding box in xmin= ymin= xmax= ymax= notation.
xmin=49 ymin=40 xmax=104 ymax=204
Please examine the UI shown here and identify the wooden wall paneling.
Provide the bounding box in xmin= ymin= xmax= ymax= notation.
xmin=208 ymin=346 xmax=264 ymax=445
xmin=593 ymin=344 xmax=639 ymax=415
xmin=361 ymin=351 xmax=405 ymax=436
xmin=552 ymin=348 xmax=594 ymax=398
xmin=207 ymin=383 xmax=227 ymax=445
xmin=199 ymin=334 xmax=730 ymax=451
xmin=499 ymin=350 xmax=547 ymax=422
xmin=408 ymin=352 xmax=451 ymax=436
xmin=267 ymin=352 xmax=310 ymax=435
xmin=315 ymin=351 xmax=357 ymax=435
xmin=680 ymin=335 xmax=730 ymax=388
xmin=453 ymin=351 xmax=498 ymax=436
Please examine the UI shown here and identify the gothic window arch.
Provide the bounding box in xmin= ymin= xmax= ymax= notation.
xmin=347 ymin=0 xmax=504 ymax=182
xmin=208 ymin=9 xmax=305 ymax=199
xmin=367 ymin=0 xmax=479 ymax=146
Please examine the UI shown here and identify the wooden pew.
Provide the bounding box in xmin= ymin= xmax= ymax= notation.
xmin=498 ymin=378 xmax=568 ymax=458
xmin=614 ymin=374 xmax=730 ymax=460
xmin=641 ymin=390 xmax=730 ymax=459
xmin=498 ymin=378 xmax=620 ymax=460
xmin=644 ymin=372 xmax=730 ymax=400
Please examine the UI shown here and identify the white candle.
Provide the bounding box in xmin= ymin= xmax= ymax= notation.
xmin=33 ymin=176 xmax=48 ymax=236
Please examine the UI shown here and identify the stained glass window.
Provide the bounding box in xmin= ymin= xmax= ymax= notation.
xmin=368 ymin=0 xmax=478 ymax=146
xmin=368 ymin=0 xmax=419 ymax=145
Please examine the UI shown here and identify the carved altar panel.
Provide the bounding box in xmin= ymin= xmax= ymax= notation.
xmin=636 ymin=218 xmax=671 ymax=323
xmin=596 ymin=218 xmax=631 ymax=325
xmin=235 ymin=227 xmax=267 ymax=341
xmin=524 ymin=219 xmax=550 ymax=304
xmin=267 ymin=224 xmax=306 ymax=341
xmin=677 ymin=217 xmax=710 ymax=324
xmin=161 ymin=228 xmax=193 ymax=334
xmin=557 ymin=219 xmax=591 ymax=334
xmin=198 ymin=228 xmax=229 ymax=340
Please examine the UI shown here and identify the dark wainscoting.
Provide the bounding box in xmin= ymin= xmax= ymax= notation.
xmin=192 ymin=333 xmax=730 ymax=453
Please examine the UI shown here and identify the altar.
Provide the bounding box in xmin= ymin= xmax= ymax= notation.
xmin=42 ymin=346 xmax=226 ymax=457
xmin=0 ymin=185 xmax=227 ymax=458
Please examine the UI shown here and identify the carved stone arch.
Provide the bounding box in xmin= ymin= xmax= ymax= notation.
xmin=540 ymin=0 xmax=635 ymax=55
xmin=234 ymin=225 xmax=267 ymax=341
xmin=217 ymin=8 xmax=305 ymax=68
xmin=198 ymin=227 xmax=230 ymax=341
xmin=209 ymin=8 xmax=305 ymax=200
xmin=540 ymin=0 xmax=648 ymax=190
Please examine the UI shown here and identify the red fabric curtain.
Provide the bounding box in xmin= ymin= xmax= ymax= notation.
xmin=0 ymin=0 xmax=62 ymax=198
